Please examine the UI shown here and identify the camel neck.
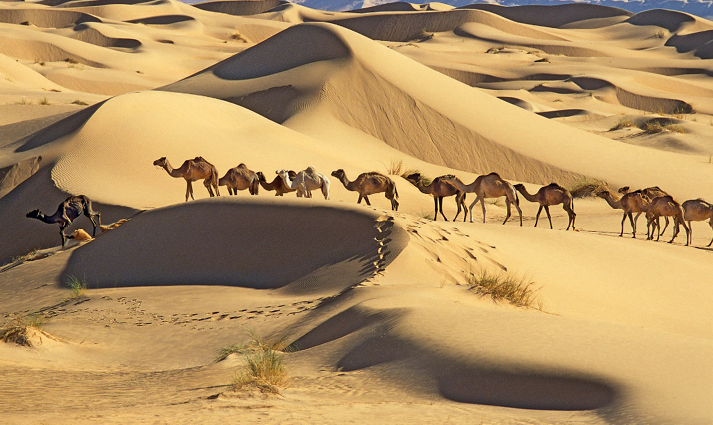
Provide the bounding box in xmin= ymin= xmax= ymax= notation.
xmin=517 ymin=186 xmax=538 ymax=202
xmin=601 ymin=193 xmax=622 ymax=209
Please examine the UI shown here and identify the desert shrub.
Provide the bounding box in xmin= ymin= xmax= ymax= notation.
xmin=568 ymin=177 xmax=609 ymax=198
xmin=466 ymin=269 xmax=538 ymax=308
xmin=65 ymin=275 xmax=87 ymax=300
xmin=221 ymin=330 xmax=291 ymax=394
xmin=0 ymin=315 xmax=44 ymax=347
xmin=71 ymin=100 xmax=89 ymax=106
xmin=610 ymin=119 xmax=636 ymax=131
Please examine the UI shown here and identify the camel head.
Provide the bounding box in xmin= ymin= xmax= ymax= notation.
xmin=26 ymin=209 xmax=42 ymax=220
xmin=594 ymin=190 xmax=609 ymax=198
xmin=153 ymin=157 xmax=167 ymax=168
xmin=256 ymin=171 xmax=266 ymax=182
xmin=513 ymin=183 xmax=526 ymax=191
xmin=405 ymin=173 xmax=422 ymax=184
xmin=617 ymin=186 xmax=630 ymax=194
xmin=331 ymin=169 xmax=346 ymax=179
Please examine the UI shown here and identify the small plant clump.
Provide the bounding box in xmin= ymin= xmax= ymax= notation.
xmin=610 ymin=119 xmax=636 ymax=131
xmin=466 ymin=269 xmax=539 ymax=308
xmin=71 ymin=100 xmax=89 ymax=106
xmin=641 ymin=121 xmax=686 ymax=134
xmin=1 ymin=315 xmax=44 ymax=347
xmin=65 ymin=275 xmax=87 ymax=300
xmin=219 ymin=330 xmax=291 ymax=394
xmin=568 ymin=177 xmax=609 ymax=198
xmin=39 ymin=97 xmax=50 ymax=105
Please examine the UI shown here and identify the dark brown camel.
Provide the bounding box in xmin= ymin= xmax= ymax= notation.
xmin=256 ymin=171 xmax=297 ymax=196
xmin=405 ymin=173 xmax=466 ymax=221
xmin=331 ymin=169 xmax=399 ymax=211
xmin=26 ymin=195 xmax=101 ymax=247
xmin=514 ymin=183 xmax=576 ymax=230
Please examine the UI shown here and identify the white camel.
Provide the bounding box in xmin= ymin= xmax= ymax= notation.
xmin=276 ymin=167 xmax=331 ymax=200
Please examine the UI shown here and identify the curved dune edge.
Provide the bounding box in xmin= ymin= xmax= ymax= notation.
xmin=60 ymin=197 xmax=408 ymax=294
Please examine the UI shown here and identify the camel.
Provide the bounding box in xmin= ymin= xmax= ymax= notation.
xmin=441 ymin=173 xmax=521 ymax=225
xmin=276 ymin=167 xmax=330 ymax=200
xmin=514 ymin=183 xmax=576 ymax=230
xmin=643 ymin=196 xmax=690 ymax=245
xmin=596 ymin=190 xmax=657 ymax=238
xmin=153 ymin=156 xmax=220 ymax=202
xmin=681 ymin=198 xmax=712 ymax=247
xmin=405 ymin=173 xmax=467 ymax=221
xmin=26 ymin=195 xmax=101 ymax=247
xmin=330 ymin=169 xmax=399 ymax=211
xmin=219 ymin=163 xmax=259 ymax=196
xmin=618 ymin=186 xmax=671 ymax=235
xmin=256 ymin=171 xmax=297 ymax=196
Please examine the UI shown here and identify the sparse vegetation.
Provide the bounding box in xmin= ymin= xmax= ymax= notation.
xmin=568 ymin=177 xmax=608 ymax=198
xmin=15 ymin=98 xmax=32 ymax=105
xmin=230 ymin=32 xmax=248 ymax=43
xmin=65 ymin=58 xmax=79 ymax=64
xmin=220 ymin=330 xmax=291 ymax=394
xmin=65 ymin=275 xmax=87 ymax=300
xmin=386 ymin=160 xmax=420 ymax=180
xmin=641 ymin=121 xmax=686 ymax=134
xmin=71 ymin=100 xmax=89 ymax=106
xmin=610 ymin=119 xmax=636 ymax=131
xmin=39 ymin=97 xmax=50 ymax=105
xmin=1 ymin=315 xmax=44 ymax=347
xmin=34 ymin=59 xmax=45 ymax=66
xmin=466 ymin=269 xmax=539 ymax=308
xmin=413 ymin=28 xmax=434 ymax=42
xmin=654 ymin=29 xmax=666 ymax=38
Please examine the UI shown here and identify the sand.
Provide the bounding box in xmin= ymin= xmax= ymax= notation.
xmin=1 ymin=1 xmax=711 ymax=424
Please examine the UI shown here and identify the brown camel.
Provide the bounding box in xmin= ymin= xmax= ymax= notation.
xmin=441 ymin=173 xmax=521 ymax=225
xmin=331 ymin=169 xmax=399 ymax=211
xmin=219 ymin=163 xmax=259 ymax=196
xmin=256 ymin=171 xmax=297 ymax=196
xmin=643 ymin=196 xmax=690 ymax=245
xmin=153 ymin=156 xmax=220 ymax=202
xmin=514 ymin=183 xmax=576 ymax=230
xmin=405 ymin=173 xmax=466 ymax=221
xmin=26 ymin=195 xmax=101 ymax=247
xmin=596 ymin=190 xmax=653 ymax=238
xmin=618 ymin=186 xmax=671 ymax=235
xmin=682 ymin=198 xmax=712 ymax=247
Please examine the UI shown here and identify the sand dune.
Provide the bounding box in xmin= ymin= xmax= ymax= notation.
xmin=1 ymin=1 xmax=712 ymax=424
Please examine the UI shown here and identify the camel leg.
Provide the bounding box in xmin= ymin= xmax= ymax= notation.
xmin=433 ymin=198 xmax=439 ymax=221
xmin=480 ymin=197 xmax=487 ymax=224
xmin=668 ymin=219 xmax=680 ymax=244
xmin=707 ymin=219 xmax=713 ymax=247
xmin=534 ymin=205 xmax=543 ymax=228
xmin=515 ymin=201 xmax=523 ymax=227
xmin=628 ymin=212 xmax=636 ymax=238
xmin=59 ymin=223 xmax=69 ymax=247
xmin=565 ymin=205 xmax=576 ymax=231
xmin=620 ymin=213 xmax=627 ymax=237
xmin=660 ymin=217 xmax=670 ymax=236
xmin=467 ymin=197 xmax=479 ymax=223
xmin=439 ymin=197 xmax=449 ymax=222
xmin=185 ymin=182 xmax=191 ymax=202
xmin=357 ymin=194 xmax=363 ymax=204
xmin=503 ymin=199 xmax=511 ymax=225
xmin=364 ymin=195 xmax=371 ymax=206
xmin=544 ymin=206 xmax=553 ymax=229
xmin=204 ymin=181 xmax=215 ymax=197
xmin=461 ymin=195 xmax=467 ymax=223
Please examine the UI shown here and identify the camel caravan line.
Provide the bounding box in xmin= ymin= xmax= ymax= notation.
xmin=22 ymin=156 xmax=713 ymax=248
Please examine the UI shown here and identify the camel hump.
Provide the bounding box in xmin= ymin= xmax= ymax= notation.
xmin=237 ymin=163 xmax=247 ymax=169
xmin=547 ymin=182 xmax=565 ymax=190
xmin=306 ymin=166 xmax=316 ymax=173
xmin=486 ymin=172 xmax=501 ymax=178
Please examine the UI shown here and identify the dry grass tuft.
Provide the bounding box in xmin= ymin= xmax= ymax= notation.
xmin=610 ymin=119 xmax=636 ymax=131
xmin=39 ymin=97 xmax=50 ymax=105
xmin=568 ymin=177 xmax=609 ymax=198
xmin=71 ymin=100 xmax=89 ymax=106
xmin=640 ymin=120 xmax=686 ymax=134
xmin=466 ymin=269 xmax=539 ymax=308
xmin=230 ymin=32 xmax=248 ymax=43
xmin=221 ymin=330 xmax=291 ymax=394
xmin=1 ymin=315 xmax=44 ymax=347
xmin=65 ymin=275 xmax=87 ymax=300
